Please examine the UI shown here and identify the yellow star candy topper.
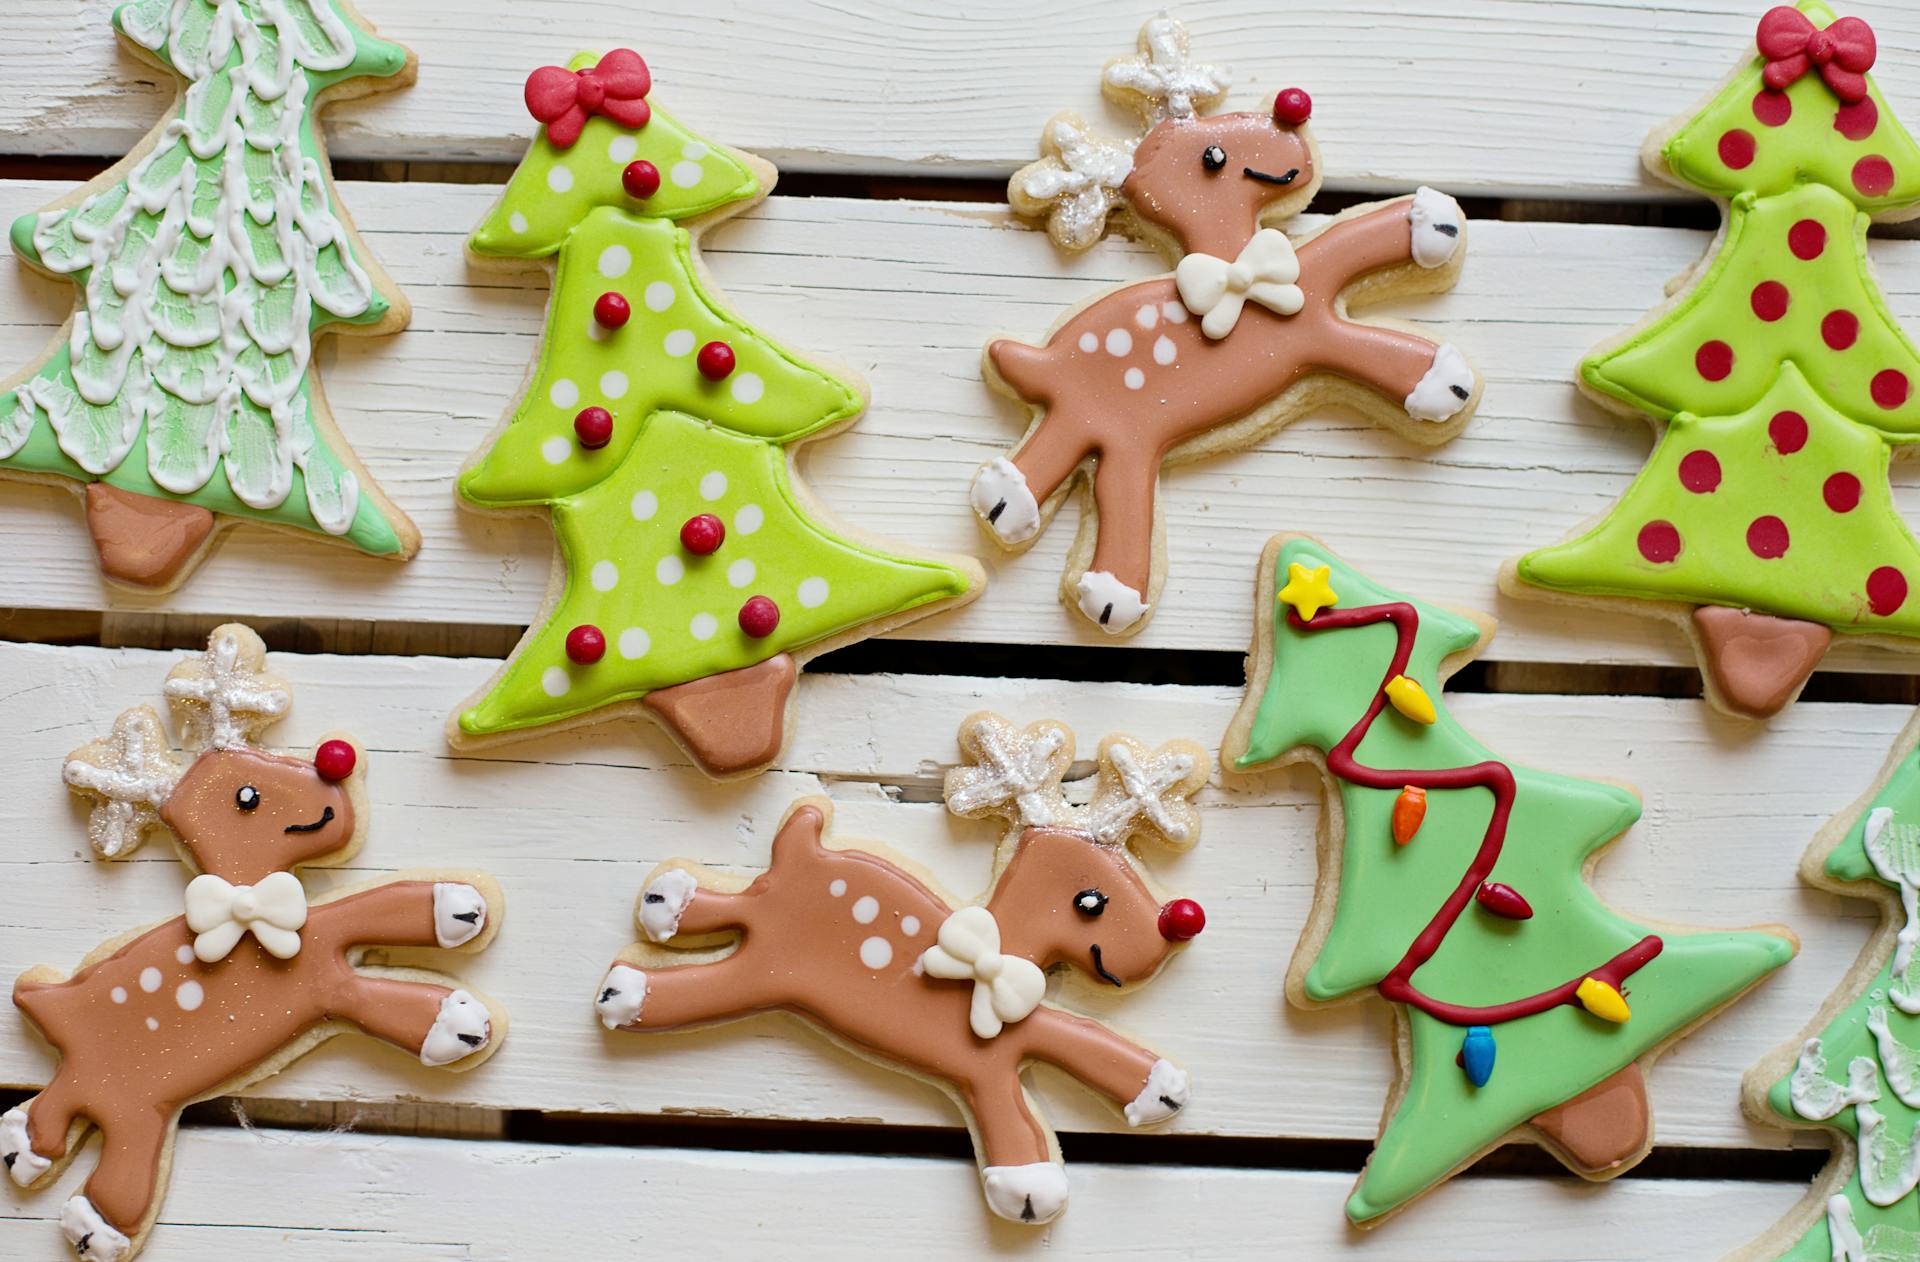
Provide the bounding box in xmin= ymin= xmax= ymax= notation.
xmin=1278 ymin=561 xmax=1339 ymax=622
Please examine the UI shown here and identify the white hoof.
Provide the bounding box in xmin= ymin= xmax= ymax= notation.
xmin=982 ymin=1161 xmax=1069 ymax=1225
xmin=419 ymin=989 xmax=491 ymax=1066
xmin=1074 ymin=570 xmax=1148 ymax=633
xmin=639 ymin=869 xmax=699 ymax=944
xmin=972 ymin=457 xmax=1041 ymax=545
xmin=1408 ymin=186 xmax=1463 ymax=269
xmin=1404 ymin=344 xmax=1474 ymax=422
xmin=596 ymin=964 xmax=647 ymax=1030
xmin=2 ymin=1105 xmax=50 ymax=1187
xmin=62 ymin=1196 xmax=130 ymax=1262
xmin=1123 ymin=1058 xmax=1190 ymax=1127
xmin=433 ymin=883 xmax=487 ymax=948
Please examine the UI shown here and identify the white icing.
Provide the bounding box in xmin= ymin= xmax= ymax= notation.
xmin=61 ymin=1194 xmax=131 ymax=1261
xmin=640 ymin=869 xmax=699 ymax=943
xmin=595 ymin=964 xmax=646 ymax=1029
xmin=1866 ymin=807 xmax=1920 ymax=1014
xmin=549 ymin=378 xmax=581 ymax=409
xmin=547 ymin=164 xmax=574 ymax=193
xmin=734 ymin=503 xmax=764 ymax=534
xmin=139 ymin=966 xmax=162 ymax=993
xmin=61 ymin=707 xmax=183 ymax=857
xmin=1123 ymin=367 xmax=1146 ymax=391
xmin=829 ymin=878 xmax=847 ymax=897
xmin=601 ymin=370 xmax=629 ymax=399
xmin=1827 ymin=1194 xmax=1865 ymax=1262
xmin=591 ymin=559 xmax=619 ymax=591
xmin=598 ymin=245 xmax=632 ymax=278
xmin=540 ymin=666 xmax=570 ymax=698
xmin=630 ymin=489 xmax=658 ymax=520
xmin=901 ymin=916 xmax=921 ymax=936
xmin=656 ymin=555 xmax=685 ymax=585
xmin=111 ymin=987 xmax=128 ymax=1005
xmin=1790 ymin=1038 xmax=1880 ymax=1120
xmin=671 ymin=161 xmax=704 ymax=188
xmin=175 ymin=980 xmax=204 ymax=1011
xmin=644 ymin=281 xmax=675 ymax=312
xmin=1868 ymin=1005 xmax=1920 ymax=1107
xmin=176 ymin=944 xmax=195 ymax=964
xmin=433 ymin=882 xmax=488 ymax=948
xmin=919 ymin=905 xmax=1047 ymax=1038
xmin=162 ymin=627 xmax=290 ymax=749
xmin=1103 ymin=15 xmax=1229 ymax=123
xmin=731 ymin=372 xmax=765 ymax=404
xmin=1409 ymin=186 xmax=1464 ymax=269
xmin=618 ymin=627 xmax=650 ymax=659
xmin=419 ymin=989 xmax=489 ymax=1066
xmin=797 ymin=576 xmax=829 ymax=608
xmin=699 ymin=470 xmax=727 ymax=500
xmin=1075 ymin=569 xmax=1149 ymax=633
xmin=859 ymin=936 xmax=893 ymax=969
xmin=682 ymin=142 xmax=709 ymax=160
xmin=689 ymin=612 xmax=719 ymax=641
xmin=970 ymin=456 xmax=1041 ymax=545
xmin=1161 ymin=301 xmax=1188 ymax=324
xmin=184 ymin=870 xmax=308 ymax=962
xmin=2 ymin=1106 xmax=50 ymax=1188
xmin=1084 ymin=739 xmax=1198 ymax=845
xmin=146 ymin=1017 xmax=160 ymax=1031
xmin=1105 ymin=328 xmax=1132 ymax=357
xmin=727 ymin=558 xmax=755 ymax=588
xmin=510 ymin=212 xmax=529 ymax=234
xmin=1077 ymin=331 xmax=1098 ymax=353
xmin=1153 ymin=335 xmax=1177 ymax=366
xmin=947 ymin=714 xmax=1071 ymax=827
xmin=608 ymin=135 xmax=638 ymax=164
xmin=852 ymin=895 xmax=879 ymax=924
xmin=1123 ymin=1058 xmax=1189 ymax=1126
xmin=27 ymin=0 xmax=375 ymax=534
xmin=1175 ymin=229 xmax=1304 ymax=339
xmin=1015 ymin=114 xmax=1136 ymax=252
xmin=1134 ymin=304 xmax=1158 ymax=330
xmin=981 ymin=1162 xmax=1069 ymax=1226
xmin=1857 ymin=1101 xmax=1920 ymax=1206
xmin=541 ymin=436 xmax=570 ymax=465
xmin=664 ymin=328 xmax=695 ymax=356
xmin=1404 ymin=343 xmax=1475 ymax=422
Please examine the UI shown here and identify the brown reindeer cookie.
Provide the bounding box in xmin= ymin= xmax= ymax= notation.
xmin=593 ymin=713 xmax=1208 ymax=1225
xmin=976 ymin=15 xmax=1482 ymax=635
xmin=0 ymin=626 xmax=505 ymax=1262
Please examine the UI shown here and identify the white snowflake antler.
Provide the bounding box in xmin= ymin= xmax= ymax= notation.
xmin=946 ymin=713 xmax=1075 ymax=829
xmin=62 ymin=706 xmax=185 ymax=857
xmin=1009 ymin=112 xmax=1139 ymax=252
xmin=1103 ymin=14 xmax=1231 ymax=125
xmin=163 ymin=624 xmax=292 ymax=751
xmin=1082 ymin=734 xmax=1208 ymax=849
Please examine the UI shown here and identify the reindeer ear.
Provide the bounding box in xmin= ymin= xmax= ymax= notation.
xmin=62 ymin=705 xmax=184 ymax=858
xmin=770 ymin=802 xmax=828 ymax=862
xmin=1009 ymin=111 xmax=1137 ymax=253
xmin=1082 ymin=734 xmax=1209 ymax=851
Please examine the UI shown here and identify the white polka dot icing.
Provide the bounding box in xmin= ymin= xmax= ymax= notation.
xmin=609 ymin=135 xmax=639 ymax=164
xmin=735 ymin=504 xmax=764 ymax=535
xmin=550 ymin=379 xmax=580 ymax=409
xmin=664 ymin=328 xmax=695 ymax=357
xmin=1079 ymin=331 xmax=1099 ymax=354
xmin=631 ymin=490 xmax=658 ymax=521
xmin=859 ymin=937 xmax=893 ymax=969
xmin=547 ymin=165 xmax=574 ymax=193
xmin=690 ymin=612 xmax=719 ymax=640
xmin=1124 ymin=367 xmax=1146 ymax=390
xmin=619 ymin=628 xmax=651 ymax=659
xmin=683 ymin=142 xmax=710 ymax=160
xmin=829 ymin=879 xmax=848 ymax=897
xmin=797 ymin=577 xmax=830 ymax=608
xmin=671 ymin=161 xmax=704 ymax=188
xmin=1162 ymin=302 xmax=1188 ymax=323
xmin=176 ymin=980 xmax=204 ymax=1012
xmin=139 ymin=967 xmax=162 ymax=993
xmin=657 ymin=555 xmax=685 ymax=585
xmin=146 ymin=1017 xmax=160 ymax=1031
xmin=601 ymin=370 xmax=630 ymax=400
xmin=1154 ymin=335 xmax=1178 ymax=365
xmin=1106 ymin=329 xmax=1133 ymax=356
xmin=591 ymin=561 xmax=620 ymax=592
xmin=727 ymin=559 xmax=756 ymax=588
xmin=700 ymin=471 xmax=728 ymax=500
xmin=176 ymin=945 xmax=195 ymax=965
xmin=541 ymin=667 xmax=570 ymax=698
xmin=852 ymin=896 xmax=879 ymax=924
xmin=1136 ymin=304 xmax=1159 ymax=330
xmin=645 ymin=281 xmax=675 ymax=312
xmin=111 ymin=986 xmax=128 ymax=1004
xmin=599 ymin=246 xmax=632 ymax=279
xmin=510 ymin=212 xmax=529 ymax=234
xmin=901 ymin=916 xmax=921 ymax=937
xmin=542 ymin=437 xmax=571 ymax=465
xmin=731 ymin=373 xmax=765 ymax=405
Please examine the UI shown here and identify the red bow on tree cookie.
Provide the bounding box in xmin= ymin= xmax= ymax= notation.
xmin=1757 ymin=6 xmax=1876 ymax=105
xmin=525 ymin=48 xmax=652 ymax=148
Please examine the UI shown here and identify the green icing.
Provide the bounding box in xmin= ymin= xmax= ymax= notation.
xmin=1764 ymin=749 xmax=1920 ymax=1262
xmin=1234 ymin=539 xmax=1793 ymax=1223
xmin=460 ymin=211 xmax=862 ymax=507
xmin=458 ymin=410 xmax=970 ymax=736
xmin=1522 ymin=364 xmax=1920 ymax=635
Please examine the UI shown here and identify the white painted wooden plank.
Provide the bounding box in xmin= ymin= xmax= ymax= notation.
xmin=4 ymin=0 xmax=1919 ymax=200
xmin=0 ymin=1127 xmax=1801 ymax=1262
xmin=4 ymin=180 xmax=1920 ymax=672
xmin=0 ymin=642 xmax=1891 ymax=1151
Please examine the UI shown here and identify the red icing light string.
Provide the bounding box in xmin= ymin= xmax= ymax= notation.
xmin=1289 ymin=602 xmax=1664 ymax=1027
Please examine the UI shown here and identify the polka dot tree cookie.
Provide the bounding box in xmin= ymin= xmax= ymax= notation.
xmin=455 ymin=50 xmax=981 ymax=777
xmin=1511 ymin=3 xmax=1920 ymax=719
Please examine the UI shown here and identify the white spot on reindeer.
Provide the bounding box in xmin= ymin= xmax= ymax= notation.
xmin=145 ymin=1017 xmax=160 ymax=1031
xmin=1162 ymin=302 xmax=1188 ymax=324
xmin=1078 ymin=332 xmax=1098 ymax=353
xmin=176 ymin=981 xmax=204 ymax=1012
xmin=139 ymin=967 xmax=162 ymax=994
xmin=1154 ymin=336 xmax=1177 ymax=365
xmin=1135 ymin=304 xmax=1159 ymax=330
xmin=852 ymin=896 xmax=879 ymax=924
xmin=1124 ymin=368 xmax=1146 ymax=391
xmin=1105 ymin=328 xmax=1133 ymax=356
xmin=901 ymin=916 xmax=921 ymax=936
xmin=860 ymin=937 xmax=894 ymax=969
xmin=110 ymin=987 xmax=127 ymax=1005
xmin=829 ymin=879 xmax=847 ymax=897
xmin=176 ymin=945 xmax=195 ymax=965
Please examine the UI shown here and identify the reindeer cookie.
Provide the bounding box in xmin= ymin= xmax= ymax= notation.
xmin=593 ymin=714 xmax=1208 ymax=1225
xmin=0 ymin=626 xmax=505 ymax=1262
xmin=974 ymin=15 xmax=1482 ymax=635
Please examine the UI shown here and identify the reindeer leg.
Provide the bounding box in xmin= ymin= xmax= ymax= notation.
xmin=1296 ymin=188 xmax=1463 ymax=291
xmin=972 ymin=403 xmax=1094 ymax=549
xmin=1022 ymin=1008 xmax=1189 ymax=1128
xmin=64 ymin=1108 xmax=171 ymax=1261
xmin=638 ymin=878 xmax=757 ymax=943
xmin=961 ymin=1067 xmax=1069 ymax=1225
xmin=3 ymin=1073 xmax=88 ymax=1188
xmin=595 ymin=951 xmax=772 ymax=1032
xmin=1316 ymin=320 xmax=1477 ymax=426
xmin=307 ymin=880 xmax=490 ymax=952
xmin=1077 ymin=446 xmax=1159 ymax=634
xmin=331 ymin=973 xmax=492 ymax=1068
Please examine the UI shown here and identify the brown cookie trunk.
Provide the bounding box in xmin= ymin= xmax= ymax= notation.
xmin=85 ymin=484 xmax=217 ymax=588
xmin=1691 ymin=605 xmax=1832 ymax=719
xmin=1529 ymin=1061 xmax=1651 ymax=1176
xmin=643 ymin=653 xmax=798 ymax=775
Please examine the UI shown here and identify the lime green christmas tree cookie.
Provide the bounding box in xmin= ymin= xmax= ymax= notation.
xmin=1226 ymin=536 xmax=1796 ymax=1224
xmin=452 ymin=49 xmax=981 ymax=777
xmin=1743 ymin=716 xmax=1920 ymax=1262
xmin=1510 ymin=2 xmax=1920 ymax=719
xmin=0 ymin=0 xmax=418 ymax=591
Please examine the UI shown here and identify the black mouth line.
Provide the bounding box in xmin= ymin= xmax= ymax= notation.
xmin=1090 ymin=943 xmax=1124 ymax=988
xmin=284 ymin=806 xmax=335 ymax=834
xmin=1243 ymin=166 xmax=1299 ymax=186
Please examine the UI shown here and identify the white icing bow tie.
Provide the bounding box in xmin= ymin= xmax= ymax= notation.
xmin=184 ymin=871 xmax=309 ymax=963
xmin=1175 ymin=228 xmax=1305 ymax=339
xmin=919 ymin=905 xmax=1047 ymax=1039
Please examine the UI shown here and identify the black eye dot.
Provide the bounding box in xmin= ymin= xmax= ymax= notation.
xmin=235 ymin=785 xmax=260 ymax=811
xmin=1073 ymin=889 xmax=1108 ymax=917
xmin=1201 ymin=145 xmax=1227 ymax=171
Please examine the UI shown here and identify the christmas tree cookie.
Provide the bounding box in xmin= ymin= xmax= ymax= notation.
xmin=1225 ymin=535 xmax=1797 ymax=1224
xmin=0 ymin=0 xmax=419 ymax=591
xmin=452 ymin=50 xmax=981 ymax=777
xmin=1509 ymin=3 xmax=1920 ymax=719
xmin=1741 ymin=716 xmax=1920 ymax=1261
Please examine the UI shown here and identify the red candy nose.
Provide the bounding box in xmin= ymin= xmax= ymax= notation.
xmin=314 ymin=739 xmax=357 ymax=782
xmin=1272 ymin=87 xmax=1313 ymax=127
xmin=1158 ymin=898 xmax=1206 ymax=942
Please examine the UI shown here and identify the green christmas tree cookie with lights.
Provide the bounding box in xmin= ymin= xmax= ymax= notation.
xmin=452 ymin=49 xmax=980 ymax=777
xmin=1510 ymin=2 xmax=1920 ymax=719
xmin=1742 ymin=719 xmax=1920 ymax=1262
xmin=0 ymin=0 xmax=418 ymax=590
xmin=1226 ymin=535 xmax=1796 ymax=1224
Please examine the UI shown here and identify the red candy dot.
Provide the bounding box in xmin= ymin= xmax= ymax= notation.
xmin=622 ymin=160 xmax=661 ymax=199
xmin=1789 ymin=219 xmax=1827 ymax=260
xmin=1874 ymin=370 xmax=1912 ymax=410
xmin=697 ymin=341 xmax=736 ymax=380
xmin=594 ymin=291 xmax=631 ymax=329
xmin=1158 ymin=898 xmax=1207 ymax=942
xmin=574 ymin=406 xmax=613 ymax=450
xmin=1747 ymin=515 xmax=1791 ymax=559
xmin=1678 ymin=449 xmax=1722 ymax=493
xmin=1870 ymin=566 xmax=1910 ymax=616
xmin=314 ymin=739 xmax=357 ymax=782
xmin=1638 ymin=521 xmax=1682 ymax=564
xmin=1835 ymin=97 xmax=1879 ymax=142
xmin=680 ymin=513 xmax=725 ymax=555
xmin=1272 ymin=87 xmax=1313 ymax=127
xmin=1696 ymin=340 xmax=1734 ymax=381
xmin=738 ymin=595 xmax=781 ymax=638
xmin=1823 ymin=310 xmax=1861 ymax=350
xmin=1753 ymin=90 xmax=1793 ymax=127
xmin=1751 ymin=280 xmax=1790 ymax=322
xmin=1824 ymin=472 xmax=1862 ymax=513
xmin=566 ymin=624 xmax=606 ymax=665
xmin=1718 ymin=129 xmax=1757 ymax=169
xmin=1855 ymin=156 xmax=1896 ymax=197
xmin=1770 ymin=410 xmax=1809 ymax=454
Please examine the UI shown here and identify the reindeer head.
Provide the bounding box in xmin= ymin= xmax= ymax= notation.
xmin=61 ymin=626 xmax=365 ymax=883
xmin=947 ymin=715 xmax=1208 ymax=989
xmin=1009 ymin=14 xmax=1317 ymax=258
